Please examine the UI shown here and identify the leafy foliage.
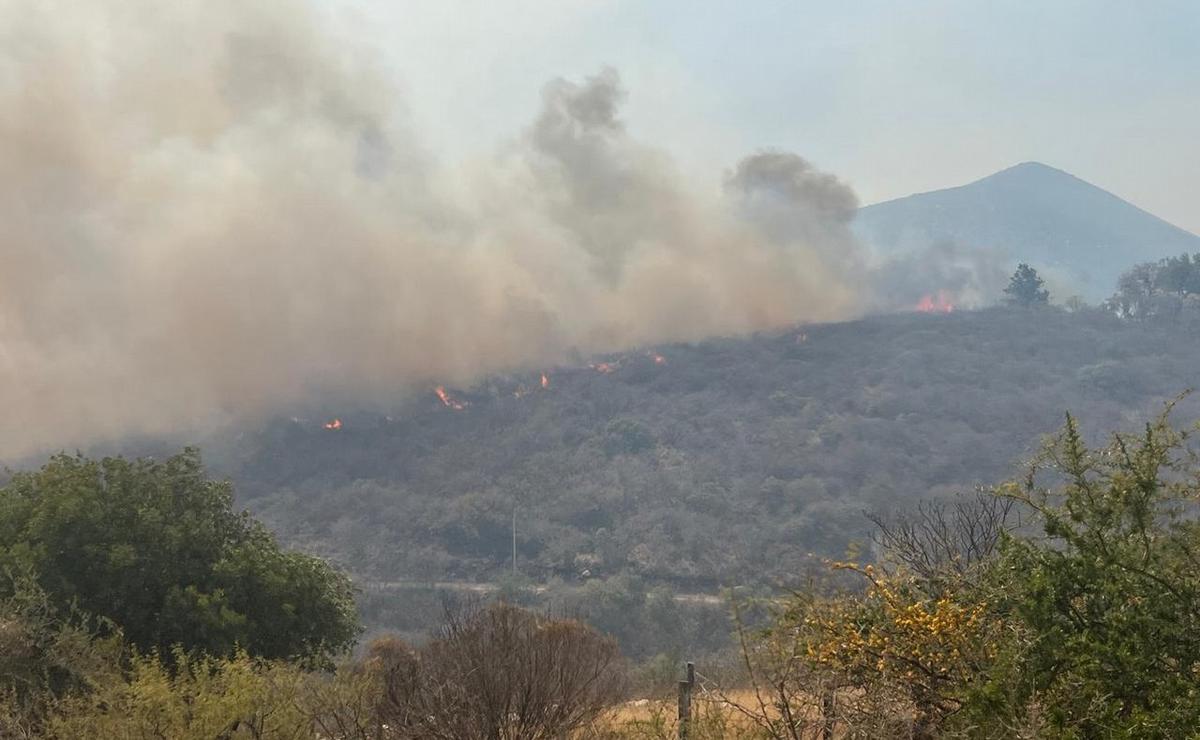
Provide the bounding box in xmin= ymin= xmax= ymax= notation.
xmin=47 ymin=651 xmax=313 ymax=739
xmin=1003 ymin=263 xmax=1050 ymax=306
xmin=0 ymin=573 xmax=122 ymax=737
xmin=0 ymin=449 xmax=359 ymax=664
xmin=728 ymin=527 xmax=1010 ymax=738
xmin=989 ymin=409 xmax=1200 ymax=737
xmin=1107 ymin=252 xmax=1200 ymax=323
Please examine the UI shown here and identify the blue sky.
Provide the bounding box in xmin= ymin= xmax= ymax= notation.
xmin=328 ymin=0 xmax=1200 ymax=233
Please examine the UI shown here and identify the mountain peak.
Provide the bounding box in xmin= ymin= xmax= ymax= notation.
xmin=973 ymin=161 xmax=1092 ymax=190
xmin=855 ymin=163 xmax=1200 ymax=300
xmin=1001 ymin=160 xmax=1061 ymax=174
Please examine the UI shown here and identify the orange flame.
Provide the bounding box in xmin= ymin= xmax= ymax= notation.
xmin=434 ymin=386 xmax=468 ymax=410
xmin=647 ymin=351 xmax=667 ymax=366
xmin=541 ymin=372 xmax=550 ymax=389
xmin=323 ymin=418 xmax=342 ymax=430
xmin=590 ymin=361 xmax=619 ymax=374
xmin=915 ymin=292 xmax=955 ymax=314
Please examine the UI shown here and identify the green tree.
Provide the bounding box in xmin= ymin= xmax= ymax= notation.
xmin=988 ymin=410 xmax=1200 ymax=736
xmin=1156 ymin=252 xmax=1200 ymax=296
xmin=1107 ymin=253 xmax=1200 ymax=322
xmin=1003 ymin=262 xmax=1050 ymax=306
xmin=0 ymin=449 xmax=359 ymax=664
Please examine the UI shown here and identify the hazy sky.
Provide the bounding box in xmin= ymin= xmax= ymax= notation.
xmin=325 ymin=0 xmax=1200 ymax=233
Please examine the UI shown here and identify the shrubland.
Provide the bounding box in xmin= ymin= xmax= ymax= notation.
xmin=211 ymin=297 xmax=1200 ymax=660
xmin=236 ymin=304 xmax=1200 ymax=596
xmin=9 ymin=406 xmax=1200 ymax=736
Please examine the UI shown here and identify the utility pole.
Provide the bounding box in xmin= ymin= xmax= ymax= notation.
xmin=512 ymin=504 xmax=517 ymax=577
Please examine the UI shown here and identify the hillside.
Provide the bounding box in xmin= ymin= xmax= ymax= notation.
xmin=228 ymin=306 xmax=1200 ymax=592
xmin=855 ymin=162 xmax=1200 ymax=301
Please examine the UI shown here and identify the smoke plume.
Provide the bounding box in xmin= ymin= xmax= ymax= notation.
xmin=867 ymin=240 xmax=1011 ymax=311
xmin=0 ymin=0 xmax=872 ymax=458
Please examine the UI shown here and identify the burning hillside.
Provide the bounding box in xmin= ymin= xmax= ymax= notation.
xmin=240 ymin=307 xmax=1200 ymax=591
xmin=0 ymin=0 xmax=880 ymax=462
xmin=434 ymin=386 xmax=469 ymax=411
xmin=916 ymin=292 xmax=956 ymax=313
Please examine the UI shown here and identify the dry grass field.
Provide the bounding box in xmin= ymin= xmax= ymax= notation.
xmin=582 ymin=688 xmax=926 ymax=739
xmin=582 ymin=690 xmax=836 ymax=739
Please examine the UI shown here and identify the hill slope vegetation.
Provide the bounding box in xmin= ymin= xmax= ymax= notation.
xmin=230 ymin=306 xmax=1200 ymax=591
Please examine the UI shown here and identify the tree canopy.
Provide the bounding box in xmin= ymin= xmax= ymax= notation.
xmin=1107 ymin=252 xmax=1200 ymax=323
xmin=1003 ymin=262 xmax=1050 ymax=306
xmin=0 ymin=449 xmax=359 ymax=664
xmin=989 ymin=411 xmax=1200 ymax=735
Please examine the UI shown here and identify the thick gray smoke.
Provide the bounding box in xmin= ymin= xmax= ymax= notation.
xmin=724 ymin=151 xmax=865 ymax=276
xmin=0 ymin=0 xmax=869 ymax=458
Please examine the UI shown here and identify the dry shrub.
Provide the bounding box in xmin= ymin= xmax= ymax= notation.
xmin=370 ymin=601 xmax=626 ymax=739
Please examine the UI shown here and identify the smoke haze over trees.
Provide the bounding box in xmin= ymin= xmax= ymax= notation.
xmin=0 ymin=0 xmax=884 ymax=461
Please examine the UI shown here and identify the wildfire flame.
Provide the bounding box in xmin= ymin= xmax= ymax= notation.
xmin=323 ymin=418 xmax=342 ymax=430
xmin=541 ymin=372 xmax=550 ymax=389
xmin=434 ymin=386 xmax=468 ymax=410
xmin=590 ymin=361 xmax=619 ymax=374
xmin=647 ymin=352 xmax=667 ymax=366
xmin=915 ymin=292 xmax=955 ymax=314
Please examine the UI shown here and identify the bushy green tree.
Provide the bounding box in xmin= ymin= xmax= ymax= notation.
xmin=1107 ymin=252 xmax=1200 ymax=322
xmin=988 ymin=410 xmax=1200 ymax=737
xmin=0 ymin=449 xmax=358 ymax=664
xmin=1156 ymin=253 xmax=1200 ymax=296
xmin=1004 ymin=262 xmax=1050 ymax=306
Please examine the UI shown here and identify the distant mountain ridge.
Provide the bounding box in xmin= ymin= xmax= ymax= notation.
xmin=854 ymin=162 xmax=1200 ymax=301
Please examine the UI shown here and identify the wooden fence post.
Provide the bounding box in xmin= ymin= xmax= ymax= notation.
xmin=678 ymin=661 xmax=695 ymax=739
xmin=820 ymin=686 xmax=835 ymax=740
xmin=678 ymin=681 xmax=690 ymax=739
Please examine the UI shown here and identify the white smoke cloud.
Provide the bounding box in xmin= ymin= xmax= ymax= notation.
xmin=0 ymin=0 xmax=873 ymax=459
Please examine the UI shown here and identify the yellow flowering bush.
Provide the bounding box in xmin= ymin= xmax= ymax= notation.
xmin=771 ymin=562 xmax=999 ymax=735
